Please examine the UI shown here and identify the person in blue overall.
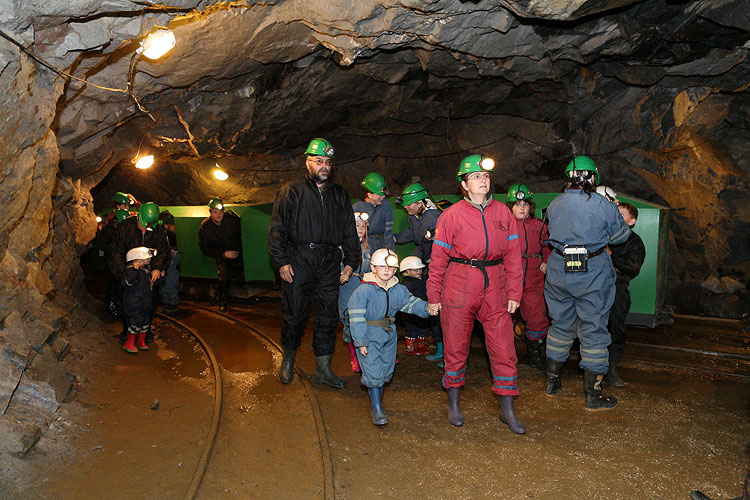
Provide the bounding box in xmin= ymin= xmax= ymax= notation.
xmin=544 ymin=156 xmax=631 ymax=411
xmin=352 ymin=172 xmax=394 ymax=252
xmin=338 ymin=211 xmax=372 ymax=373
xmin=348 ymin=248 xmax=435 ymax=426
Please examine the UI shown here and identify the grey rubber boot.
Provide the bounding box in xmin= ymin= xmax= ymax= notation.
xmin=545 ymin=358 xmax=564 ymax=395
xmin=279 ymin=349 xmax=296 ymax=384
xmin=584 ymin=370 xmax=618 ymax=411
xmin=368 ymin=387 xmax=387 ymax=426
xmin=314 ymin=354 xmax=347 ymax=389
xmin=446 ymin=387 xmax=464 ymax=426
xmin=498 ymin=395 xmax=526 ymax=434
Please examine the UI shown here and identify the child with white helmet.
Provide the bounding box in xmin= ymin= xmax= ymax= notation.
xmin=398 ymin=256 xmax=433 ymax=358
xmin=348 ymin=248 xmax=436 ymax=425
xmin=122 ymin=246 xmax=157 ymax=353
xmin=338 ymin=210 xmax=372 ymax=372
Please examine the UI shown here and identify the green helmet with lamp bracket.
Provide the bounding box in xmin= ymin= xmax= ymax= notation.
xmin=137 ymin=202 xmax=160 ymax=230
xmin=208 ymin=197 xmax=224 ymax=210
xmin=396 ymin=182 xmax=429 ymax=206
xmin=112 ymin=192 xmax=132 ymax=205
xmin=565 ymin=155 xmax=600 ymax=186
xmin=361 ymin=172 xmax=389 ymax=196
xmin=507 ymin=183 xmax=533 ymax=203
xmin=114 ymin=209 xmax=131 ymax=224
xmin=305 ymin=138 xmax=335 ymax=158
xmin=457 ymin=154 xmax=495 ymax=182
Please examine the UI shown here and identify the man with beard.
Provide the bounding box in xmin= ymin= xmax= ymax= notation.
xmin=268 ymin=138 xmax=361 ymax=388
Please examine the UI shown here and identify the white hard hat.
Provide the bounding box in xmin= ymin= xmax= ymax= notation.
xmin=371 ymin=248 xmax=399 ymax=267
xmin=595 ymin=185 xmax=617 ymax=202
xmin=399 ymin=256 xmax=425 ymax=272
xmin=354 ymin=211 xmax=369 ymax=224
xmin=126 ymin=246 xmax=157 ymax=262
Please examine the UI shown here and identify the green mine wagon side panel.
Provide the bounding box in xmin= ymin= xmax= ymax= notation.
xmin=240 ymin=203 xmax=276 ymax=281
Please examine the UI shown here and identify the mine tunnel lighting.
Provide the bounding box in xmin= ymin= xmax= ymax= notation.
xmin=213 ymin=165 xmax=229 ymax=181
xmin=135 ymin=155 xmax=155 ymax=170
xmin=138 ymin=29 xmax=176 ymax=60
xmin=480 ymin=157 xmax=495 ymax=171
xmin=96 ymin=216 xmax=102 ymax=223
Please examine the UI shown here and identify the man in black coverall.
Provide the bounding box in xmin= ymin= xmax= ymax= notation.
xmin=198 ymin=197 xmax=243 ymax=312
xmin=606 ymin=202 xmax=646 ymax=387
xmin=268 ymin=137 xmax=360 ymax=388
xmin=108 ymin=202 xmax=170 ymax=343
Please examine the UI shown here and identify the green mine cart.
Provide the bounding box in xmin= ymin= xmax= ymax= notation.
xmin=161 ymin=193 xmax=669 ymax=326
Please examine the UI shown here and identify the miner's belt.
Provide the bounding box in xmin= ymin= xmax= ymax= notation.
xmin=366 ymin=316 xmax=396 ymax=332
xmin=554 ymin=247 xmax=605 ymax=258
xmin=297 ymin=242 xmax=337 ymax=250
xmin=448 ymin=257 xmax=503 ymax=289
xmin=522 ymin=253 xmax=542 ymax=259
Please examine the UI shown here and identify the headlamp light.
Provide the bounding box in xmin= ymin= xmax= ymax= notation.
xmin=425 ymin=230 xmax=433 ymax=240
xmin=325 ymin=146 xmax=334 ymax=157
xmin=480 ymin=157 xmax=495 ymax=171
xmin=515 ymin=191 xmax=525 ymax=200
xmin=216 ymin=203 xmax=223 ymax=210
xmin=360 ymin=212 xmax=369 ymax=221
xmin=385 ymin=254 xmax=399 ymax=267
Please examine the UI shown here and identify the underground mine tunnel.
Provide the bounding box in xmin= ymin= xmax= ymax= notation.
xmin=0 ymin=1 xmax=748 ymax=498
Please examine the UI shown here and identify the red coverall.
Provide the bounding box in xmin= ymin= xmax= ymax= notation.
xmin=427 ymin=198 xmax=524 ymax=396
xmin=517 ymin=217 xmax=551 ymax=341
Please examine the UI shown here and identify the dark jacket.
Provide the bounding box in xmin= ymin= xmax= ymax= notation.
xmin=198 ymin=211 xmax=242 ymax=260
xmin=609 ymin=230 xmax=646 ymax=285
xmin=268 ymin=176 xmax=360 ymax=270
xmin=394 ymin=208 xmax=440 ymax=262
xmin=108 ymin=216 xmax=170 ymax=277
xmin=121 ymin=266 xmax=152 ymax=327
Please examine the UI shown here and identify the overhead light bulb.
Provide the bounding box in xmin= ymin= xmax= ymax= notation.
xmin=139 ymin=29 xmax=176 ymax=60
xmin=481 ymin=157 xmax=495 ymax=171
xmin=214 ymin=168 xmax=229 ymax=181
xmin=135 ymin=155 xmax=155 ymax=169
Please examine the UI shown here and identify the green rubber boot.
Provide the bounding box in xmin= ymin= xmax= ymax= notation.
xmin=425 ymin=342 xmax=443 ymax=362
xmin=314 ymin=354 xmax=347 ymax=389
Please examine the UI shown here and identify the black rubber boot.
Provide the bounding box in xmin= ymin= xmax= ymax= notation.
xmin=497 ymin=395 xmax=526 ymax=434
xmin=446 ymin=387 xmax=464 ymax=426
xmin=545 ymin=358 xmax=564 ymax=396
xmin=584 ymin=370 xmax=618 ymax=411
xmin=279 ymin=349 xmax=296 ymax=384
xmin=525 ymin=337 xmax=546 ymax=371
xmin=606 ymin=362 xmax=625 ymax=387
xmin=314 ymin=354 xmax=347 ymax=389
xmin=368 ymin=386 xmax=387 ymax=426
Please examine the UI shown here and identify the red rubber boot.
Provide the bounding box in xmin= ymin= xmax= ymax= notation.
xmin=405 ymin=337 xmax=417 ymax=355
xmin=122 ymin=334 xmax=138 ymax=353
xmin=136 ymin=332 xmax=149 ymax=351
xmin=347 ymin=342 xmax=361 ymax=373
xmin=415 ymin=337 xmax=430 ymax=355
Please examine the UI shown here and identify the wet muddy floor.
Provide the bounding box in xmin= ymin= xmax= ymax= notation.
xmin=18 ymin=299 xmax=750 ymax=500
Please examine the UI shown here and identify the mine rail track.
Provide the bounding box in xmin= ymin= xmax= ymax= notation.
xmin=159 ymin=302 xmax=335 ymax=500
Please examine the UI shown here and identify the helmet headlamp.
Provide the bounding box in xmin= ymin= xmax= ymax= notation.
xmin=480 ymin=157 xmax=495 ymax=171
xmin=385 ymin=254 xmax=399 ymax=267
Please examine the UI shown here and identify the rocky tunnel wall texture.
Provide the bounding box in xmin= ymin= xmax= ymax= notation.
xmin=0 ymin=0 xmax=748 ymax=452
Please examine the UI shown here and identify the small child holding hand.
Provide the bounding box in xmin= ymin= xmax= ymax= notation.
xmin=122 ymin=246 xmax=157 ymax=353
xmin=348 ymin=248 xmax=436 ymax=426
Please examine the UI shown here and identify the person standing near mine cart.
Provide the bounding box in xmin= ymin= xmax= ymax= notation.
xmin=426 ymin=154 xmax=526 ymax=433
xmin=198 ymin=197 xmax=243 ymax=312
xmin=606 ymin=201 xmax=645 ymax=387
xmin=268 ymin=138 xmax=360 ymax=389
xmin=543 ymin=156 xmax=630 ymax=411
xmin=506 ymin=183 xmax=551 ymax=371
xmin=109 ymin=202 xmax=170 ymax=344
xmin=352 ymin=172 xmax=394 ymax=252
xmin=394 ymin=182 xmax=444 ymax=365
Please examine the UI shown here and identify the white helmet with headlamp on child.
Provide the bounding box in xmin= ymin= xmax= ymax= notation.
xmin=370 ymin=248 xmax=399 ymax=268
xmin=126 ymin=246 xmax=157 ymax=262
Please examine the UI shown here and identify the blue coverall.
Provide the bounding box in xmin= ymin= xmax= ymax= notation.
xmin=348 ymin=274 xmax=429 ymax=387
xmin=338 ymin=242 xmax=371 ymax=343
xmin=352 ymin=200 xmax=395 ymax=252
xmin=544 ymin=189 xmax=631 ymax=374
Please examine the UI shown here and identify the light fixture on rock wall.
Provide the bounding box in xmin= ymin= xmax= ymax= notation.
xmin=0 ymin=26 xmax=175 ymax=122
xmin=135 ymin=155 xmax=155 ymax=169
xmin=213 ymin=163 xmax=229 ymax=181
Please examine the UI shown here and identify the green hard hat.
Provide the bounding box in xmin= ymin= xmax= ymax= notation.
xmin=507 ymin=183 xmax=533 ymax=203
xmin=361 ymin=172 xmax=388 ymax=196
xmin=305 ymin=138 xmax=335 ymax=158
xmin=398 ymin=182 xmax=429 ymax=206
xmin=137 ymin=202 xmax=160 ymax=229
xmin=565 ymin=155 xmax=600 ymax=185
xmin=456 ymin=154 xmax=495 ymax=182
xmin=208 ymin=197 xmax=224 ymax=210
xmin=114 ymin=209 xmax=131 ymax=224
xmin=111 ymin=192 xmax=131 ymax=205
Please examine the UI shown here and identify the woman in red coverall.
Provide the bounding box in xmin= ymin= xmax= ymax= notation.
xmin=506 ymin=183 xmax=551 ymax=371
xmin=426 ymin=154 xmax=525 ymax=434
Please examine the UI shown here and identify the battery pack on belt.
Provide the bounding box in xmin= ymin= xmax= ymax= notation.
xmin=554 ymin=246 xmax=605 ymax=273
xmin=448 ymin=257 xmax=502 ymax=289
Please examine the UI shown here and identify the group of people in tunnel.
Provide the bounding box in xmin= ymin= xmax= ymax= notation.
xmin=267 ymin=137 xmax=646 ymax=430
